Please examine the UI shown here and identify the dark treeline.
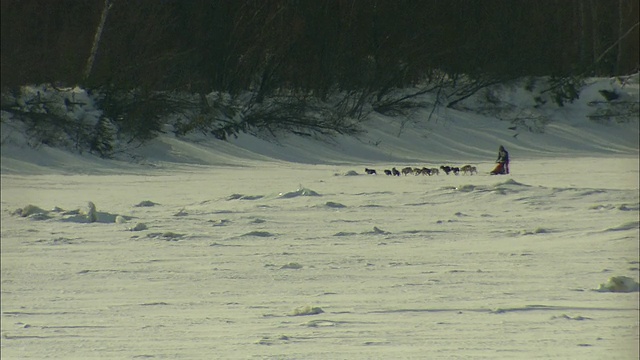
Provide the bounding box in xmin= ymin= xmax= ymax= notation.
xmin=1 ymin=0 xmax=638 ymax=93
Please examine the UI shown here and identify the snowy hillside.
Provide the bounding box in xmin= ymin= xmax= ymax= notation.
xmin=1 ymin=75 xmax=638 ymax=174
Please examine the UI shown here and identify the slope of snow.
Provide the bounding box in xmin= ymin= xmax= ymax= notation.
xmin=1 ymin=76 xmax=638 ymax=173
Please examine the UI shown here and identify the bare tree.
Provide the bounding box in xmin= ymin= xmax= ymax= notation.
xmin=616 ymin=0 xmax=640 ymax=74
xmin=84 ymin=0 xmax=112 ymax=81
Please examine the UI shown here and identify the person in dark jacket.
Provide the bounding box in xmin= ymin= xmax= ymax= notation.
xmin=496 ymin=145 xmax=509 ymax=174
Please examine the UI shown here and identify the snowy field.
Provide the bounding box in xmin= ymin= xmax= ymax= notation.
xmin=1 ymin=77 xmax=639 ymax=359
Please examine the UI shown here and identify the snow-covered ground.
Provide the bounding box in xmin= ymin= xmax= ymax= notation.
xmin=1 ymin=77 xmax=639 ymax=359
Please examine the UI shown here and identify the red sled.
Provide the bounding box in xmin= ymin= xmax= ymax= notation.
xmin=490 ymin=162 xmax=506 ymax=175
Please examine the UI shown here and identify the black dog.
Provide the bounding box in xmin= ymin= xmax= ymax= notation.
xmin=365 ymin=168 xmax=377 ymax=175
xmin=440 ymin=166 xmax=460 ymax=175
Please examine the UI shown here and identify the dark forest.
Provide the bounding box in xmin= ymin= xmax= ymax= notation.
xmin=2 ymin=0 xmax=638 ymax=92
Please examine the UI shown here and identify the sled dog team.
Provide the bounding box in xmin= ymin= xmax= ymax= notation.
xmin=365 ymin=145 xmax=510 ymax=176
xmin=365 ymin=165 xmax=478 ymax=176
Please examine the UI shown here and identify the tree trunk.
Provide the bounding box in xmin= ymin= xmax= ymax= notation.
xmin=83 ymin=0 xmax=112 ymax=82
xmin=616 ymin=0 xmax=640 ymax=75
xmin=578 ymin=0 xmax=590 ymax=70
xmin=590 ymin=0 xmax=601 ymax=74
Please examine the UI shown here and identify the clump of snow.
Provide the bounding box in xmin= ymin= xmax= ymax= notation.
xmin=241 ymin=231 xmax=274 ymax=237
xmin=11 ymin=202 xmax=131 ymax=224
xmin=456 ymin=184 xmax=476 ymax=192
xmin=551 ymin=314 xmax=592 ymax=321
xmin=135 ymin=200 xmax=159 ymax=207
xmin=604 ymin=221 xmax=640 ymax=232
xmin=227 ymin=194 xmax=264 ymax=200
xmin=12 ymin=204 xmax=47 ymax=217
xmin=595 ymin=276 xmax=640 ymax=293
xmin=363 ymin=226 xmax=390 ymax=235
xmin=342 ymin=170 xmax=359 ymax=176
xmin=209 ymin=219 xmax=231 ymax=226
xmin=280 ymin=262 xmax=303 ymax=270
xmin=277 ymin=186 xmax=321 ymax=198
xmin=173 ymin=209 xmax=188 ymax=216
xmin=146 ymin=232 xmax=184 ymax=240
xmin=520 ymin=228 xmax=551 ymax=235
xmin=291 ymin=305 xmax=324 ymax=316
xmin=333 ymin=231 xmax=357 ymax=236
xmin=618 ymin=204 xmax=639 ymax=211
xmin=257 ymin=334 xmax=291 ymax=345
xmin=323 ymin=201 xmax=346 ymax=208
xmin=129 ymin=223 xmax=148 ymax=231
xmin=304 ymin=319 xmax=340 ymax=327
